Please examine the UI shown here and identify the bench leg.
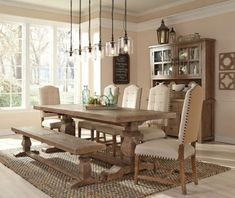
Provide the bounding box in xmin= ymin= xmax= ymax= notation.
xmin=70 ymin=155 xmax=98 ymax=188
xmin=14 ymin=136 xmax=39 ymax=157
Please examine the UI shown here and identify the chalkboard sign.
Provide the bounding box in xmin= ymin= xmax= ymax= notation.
xmin=113 ymin=54 xmax=130 ymax=84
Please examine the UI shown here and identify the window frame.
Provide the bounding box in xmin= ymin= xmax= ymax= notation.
xmin=0 ymin=15 xmax=101 ymax=111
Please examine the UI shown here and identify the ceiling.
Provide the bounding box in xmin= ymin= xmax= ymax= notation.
xmin=3 ymin=0 xmax=188 ymax=14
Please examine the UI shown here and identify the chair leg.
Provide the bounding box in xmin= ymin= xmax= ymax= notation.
xmin=96 ymin=131 xmax=100 ymax=142
xmin=112 ymin=135 xmax=117 ymax=157
xmin=91 ymin=129 xmax=94 ymax=141
xmin=191 ymin=154 xmax=198 ymax=185
xmin=179 ymin=158 xmax=187 ymax=195
xmin=134 ymin=155 xmax=140 ymax=184
xmin=103 ymin=132 xmax=106 ymax=142
xmin=78 ymin=127 xmax=82 ymax=138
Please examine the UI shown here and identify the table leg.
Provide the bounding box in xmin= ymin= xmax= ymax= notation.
xmin=60 ymin=115 xmax=75 ymax=136
xmin=121 ymin=124 xmax=143 ymax=165
xmin=42 ymin=115 xmax=75 ymax=153
xmin=100 ymin=122 xmax=146 ymax=181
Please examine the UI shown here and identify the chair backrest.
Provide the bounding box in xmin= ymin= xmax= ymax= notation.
xmin=122 ymin=84 xmax=142 ymax=109
xmin=39 ymin=85 xmax=60 ymax=117
xmin=104 ymin=84 xmax=119 ymax=98
xmin=147 ymin=84 xmax=170 ymax=126
xmin=178 ymin=85 xmax=203 ymax=144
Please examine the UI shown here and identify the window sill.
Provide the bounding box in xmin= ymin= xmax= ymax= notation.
xmin=0 ymin=108 xmax=37 ymax=113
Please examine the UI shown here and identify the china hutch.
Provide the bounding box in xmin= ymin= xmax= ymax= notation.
xmin=149 ymin=38 xmax=215 ymax=143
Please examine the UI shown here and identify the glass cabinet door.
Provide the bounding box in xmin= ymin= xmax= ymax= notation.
xmin=152 ymin=47 xmax=173 ymax=78
xmin=177 ymin=44 xmax=201 ymax=77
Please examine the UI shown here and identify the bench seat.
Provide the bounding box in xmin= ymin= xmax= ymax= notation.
xmin=12 ymin=126 xmax=106 ymax=155
xmin=11 ymin=126 xmax=106 ymax=188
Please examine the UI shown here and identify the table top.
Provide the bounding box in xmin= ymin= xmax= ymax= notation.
xmin=34 ymin=104 xmax=176 ymax=124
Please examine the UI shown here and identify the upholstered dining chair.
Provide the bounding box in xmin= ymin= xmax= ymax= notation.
xmin=39 ymin=85 xmax=62 ymax=131
xmin=134 ymin=85 xmax=203 ymax=195
xmin=94 ymin=84 xmax=142 ymax=157
xmin=77 ymin=84 xmax=119 ymax=141
xmin=139 ymin=84 xmax=170 ymax=142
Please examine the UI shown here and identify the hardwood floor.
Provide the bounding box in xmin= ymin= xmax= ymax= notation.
xmin=0 ymin=134 xmax=234 ymax=198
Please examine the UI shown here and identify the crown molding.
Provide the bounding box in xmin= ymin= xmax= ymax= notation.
xmin=0 ymin=0 xmax=74 ymax=16
xmin=136 ymin=0 xmax=235 ymax=32
xmin=0 ymin=0 xmax=234 ymax=33
xmin=138 ymin=0 xmax=195 ymax=16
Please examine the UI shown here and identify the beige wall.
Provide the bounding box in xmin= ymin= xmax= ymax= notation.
xmin=0 ymin=110 xmax=41 ymax=130
xmin=136 ymin=11 xmax=235 ymax=143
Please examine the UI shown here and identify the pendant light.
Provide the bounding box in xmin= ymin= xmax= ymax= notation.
xmin=83 ymin=0 xmax=92 ymax=61
xmin=105 ymin=0 xmax=118 ymax=56
xmin=118 ymin=0 xmax=133 ymax=54
xmin=78 ymin=0 xmax=82 ymax=56
xmin=67 ymin=0 xmax=74 ymax=63
xmin=92 ymin=0 xmax=103 ymax=60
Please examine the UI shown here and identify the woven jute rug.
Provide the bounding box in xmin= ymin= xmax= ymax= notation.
xmin=0 ymin=146 xmax=230 ymax=198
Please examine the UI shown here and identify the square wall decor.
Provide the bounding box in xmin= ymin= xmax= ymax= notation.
xmin=219 ymin=72 xmax=235 ymax=90
xmin=219 ymin=52 xmax=235 ymax=71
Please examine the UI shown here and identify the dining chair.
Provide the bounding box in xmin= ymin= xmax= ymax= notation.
xmin=139 ymin=84 xmax=170 ymax=142
xmin=77 ymin=84 xmax=119 ymax=141
xmin=39 ymin=85 xmax=62 ymax=131
xmin=95 ymin=84 xmax=142 ymax=156
xmin=134 ymin=85 xmax=203 ymax=195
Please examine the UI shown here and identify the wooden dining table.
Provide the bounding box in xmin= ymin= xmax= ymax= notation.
xmin=34 ymin=104 xmax=176 ymax=181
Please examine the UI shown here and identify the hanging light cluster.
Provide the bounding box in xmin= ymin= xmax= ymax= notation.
xmin=67 ymin=0 xmax=133 ymax=62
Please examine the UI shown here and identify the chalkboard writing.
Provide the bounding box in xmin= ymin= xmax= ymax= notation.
xmin=113 ymin=54 xmax=130 ymax=84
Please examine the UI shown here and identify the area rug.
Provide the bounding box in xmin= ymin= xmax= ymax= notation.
xmin=0 ymin=146 xmax=230 ymax=198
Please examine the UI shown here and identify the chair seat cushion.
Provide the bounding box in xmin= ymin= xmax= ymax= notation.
xmin=139 ymin=126 xmax=166 ymax=142
xmin=135 ymin=138 xmax=195 ymax=160
xmin=41 ymin=118 xmax=62 ymax=129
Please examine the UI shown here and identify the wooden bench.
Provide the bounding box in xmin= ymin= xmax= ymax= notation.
xmin=11 ymin=126 xmax=106 ymax=188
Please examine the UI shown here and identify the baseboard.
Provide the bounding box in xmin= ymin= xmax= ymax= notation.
xmin=0 ymin=129 xmax=14 ymax=136
xmin=215 ymin=135 xmax=235 ymax=144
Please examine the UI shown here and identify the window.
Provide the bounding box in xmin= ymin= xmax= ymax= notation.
xmin=29 ymin=24 xmax=52 ymax=105
xmin=0 ymin=23 xmax=23 ymax=109
xmin=57 ymin=27 xmax=79 ymax=104
xmin=0 ymin=18 xmax=101 ymax=110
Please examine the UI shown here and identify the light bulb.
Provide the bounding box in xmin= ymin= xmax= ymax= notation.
xmin=123 ymin=44 xmax=128 ymax=53
xmin=110 ymin=47 xmax=115 ymax=55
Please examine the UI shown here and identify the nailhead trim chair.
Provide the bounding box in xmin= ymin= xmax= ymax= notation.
xmin=39 ymin=85 xmax=62 ymax=130
xmin=134 ymin=85 xmax=203 ymax=195
xmin=140 ymin=84 xmax=170 ymax=142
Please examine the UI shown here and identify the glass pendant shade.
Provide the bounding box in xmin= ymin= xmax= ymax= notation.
xmin=118 ymin=36 xmax=133 ymax=54
xmin=82 ymin=46 xmax=92 ymax=62
xmin=105 ymin=41 xmax=118 ymax=56
xmin=92 ymin=44 xmax=104 ymax=60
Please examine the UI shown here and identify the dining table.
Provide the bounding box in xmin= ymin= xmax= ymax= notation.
xmin=34 ymin=104 xmax=176 ymax=181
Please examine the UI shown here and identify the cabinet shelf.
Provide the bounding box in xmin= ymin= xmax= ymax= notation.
xmin=149 ymin=38 xmax=215 ymax=143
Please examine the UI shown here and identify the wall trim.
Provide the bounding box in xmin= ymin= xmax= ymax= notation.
xmin=136 ymin=0 xmax=235 ymax=32
xmin=139 ymin=0 xmax=195 ymax=16
xmin=215 ymin=135 xmax=235 ymax=144
xmin=0 ymin=0 xmax=235 ymax=33
xmin=99 ymin=0 xmax=235 ymax=32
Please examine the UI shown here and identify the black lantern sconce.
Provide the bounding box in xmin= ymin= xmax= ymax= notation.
xmin=157 ymin=20 xmax=169 ymax=44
